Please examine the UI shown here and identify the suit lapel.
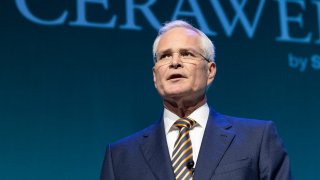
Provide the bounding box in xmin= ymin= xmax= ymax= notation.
xmin=139 ymin=119 xmax=175 ymax=180
xmin=193 ymin=110 xmax=235 ymax=180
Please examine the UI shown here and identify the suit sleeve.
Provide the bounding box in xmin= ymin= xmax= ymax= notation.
xmin=259 ymin=121 xmax=293 ymax=180
xmin=100 ymin=144 xmax=115 ymax=180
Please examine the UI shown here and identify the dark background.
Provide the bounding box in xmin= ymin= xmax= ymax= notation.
xmin=1 ymin=0 xmax=319 ymax=179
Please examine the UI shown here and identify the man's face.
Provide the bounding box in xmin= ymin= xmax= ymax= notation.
xmin=153 ymin=27 xmax=216 ymax=101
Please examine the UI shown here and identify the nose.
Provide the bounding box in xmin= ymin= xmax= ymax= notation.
xmin=170 ymin=52 xmax=183 ymax=68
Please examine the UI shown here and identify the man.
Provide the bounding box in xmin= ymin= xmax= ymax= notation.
xmin=100 ymin=20 xmax=292 ymax=180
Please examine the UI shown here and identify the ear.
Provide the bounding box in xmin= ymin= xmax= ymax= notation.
xmin=152 ymin=67 xmax=157 ymax=88
xmin=207 ymin=62 xmax=216 ymax=85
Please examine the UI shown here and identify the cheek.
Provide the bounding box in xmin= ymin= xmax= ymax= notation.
xmin=154 ymin=69 xmax=166 ymax=87
xmin=192 ymin=66 xmax=209 ymax=86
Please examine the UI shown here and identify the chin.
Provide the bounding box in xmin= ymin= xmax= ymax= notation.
xmin=164 ymin=88 xmax=189 ymax=98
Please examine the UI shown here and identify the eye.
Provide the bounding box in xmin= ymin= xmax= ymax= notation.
xmin=159 ymin=53 xmax=172 ymax=60
xmin=180 ymin=50 xmax=195 ymax=58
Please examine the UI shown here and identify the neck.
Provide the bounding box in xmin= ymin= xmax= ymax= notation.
xmin=163 ymin=95 xmax=207 ymax=117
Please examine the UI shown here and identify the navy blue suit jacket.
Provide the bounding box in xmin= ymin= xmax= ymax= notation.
xmin=100 ymin=110 xmax=292 ymax=180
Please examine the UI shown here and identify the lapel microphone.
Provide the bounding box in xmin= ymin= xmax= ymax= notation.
xmin=187 ymin=160 xmax=195 ymax=175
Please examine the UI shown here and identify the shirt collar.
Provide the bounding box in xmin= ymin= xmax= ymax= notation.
xmin=163 ymin=103 xmax=210 ymax=134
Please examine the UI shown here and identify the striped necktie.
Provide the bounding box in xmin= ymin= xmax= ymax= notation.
xmin=172 ymin=117 xmax=196 ymax=180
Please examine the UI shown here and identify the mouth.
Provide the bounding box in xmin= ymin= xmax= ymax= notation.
xmin=167 ymin=74 xmax=186 ymax=80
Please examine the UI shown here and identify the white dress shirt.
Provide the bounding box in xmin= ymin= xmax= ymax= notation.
xmin=163 ymin=103 xmax=209 ymax=166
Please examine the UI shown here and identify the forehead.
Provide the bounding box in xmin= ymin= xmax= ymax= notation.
xmin=157 ymin=27 xmax=202 ymax=52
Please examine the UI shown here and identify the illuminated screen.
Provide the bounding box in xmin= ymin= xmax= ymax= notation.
xmin=1 ymin=0 xmax=319 ymax=179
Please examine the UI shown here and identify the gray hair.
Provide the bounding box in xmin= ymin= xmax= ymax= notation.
xmin=152 ymin=20 xmax=215 ymax=62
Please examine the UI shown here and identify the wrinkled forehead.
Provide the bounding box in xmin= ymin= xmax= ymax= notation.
xmin=157 ymin=27 xmax=203 ymax=52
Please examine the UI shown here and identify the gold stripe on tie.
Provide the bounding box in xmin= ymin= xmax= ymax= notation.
xmin=173 ymin=129 xmax=190 ymax=149
xmin=171 ymin=117 xmax=196 ymax=180
xmin=176 ymin=166 xmax=187 ymax=179
xmin=172 ymin=146 xmax=192 ymax=167
xmin=172 ymin=138 xmax=191 ymax=160
xmin=174 ymin=153 xmax=193 ymax=174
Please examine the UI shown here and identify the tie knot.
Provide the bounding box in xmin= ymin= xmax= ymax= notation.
xmin=174 ymin=117 xmax=196 ymax=129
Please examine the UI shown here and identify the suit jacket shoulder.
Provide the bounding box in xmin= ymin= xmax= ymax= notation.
xmin=195 ymin=110 xmax=292 ymax=180
xmin=100 ymin=119 xmax=176 ymax=180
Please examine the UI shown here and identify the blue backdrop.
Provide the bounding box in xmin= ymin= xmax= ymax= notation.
xmin=1 ymin=0 xmax=320 ymax=179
